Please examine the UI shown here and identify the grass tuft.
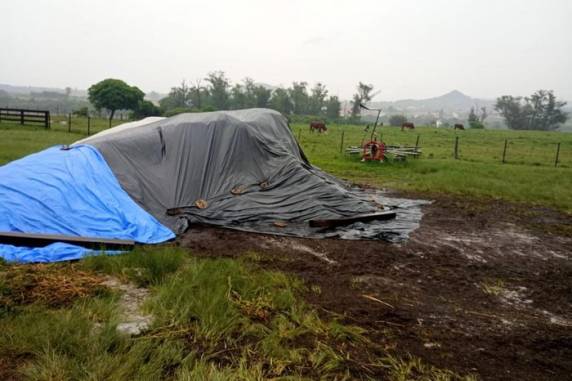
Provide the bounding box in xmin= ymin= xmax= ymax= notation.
xmin=81 ymin=246 xmax=186 ymax=287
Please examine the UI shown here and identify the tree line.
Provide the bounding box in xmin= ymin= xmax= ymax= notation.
xmin=156 ymin=71 xmax=344 ymax=120
xmin=85 ymin=73 xmax=383 ymax=126
xmin=45 ymin=76 xmax=568 ymax=132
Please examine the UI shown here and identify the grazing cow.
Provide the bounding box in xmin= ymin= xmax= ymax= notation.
xmin=401 ymin=122 xmax=415 ymax=131
xmin=454 ymin=123 xmax=465 ymax=130
xmin=309 ymin=120 xmax=327 ymax=133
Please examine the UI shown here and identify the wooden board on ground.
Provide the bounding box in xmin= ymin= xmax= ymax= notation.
xmin=0 ymin=231 xmax=136 ymax=250
xmin=309 ymin=211 xmax=397 ymax=228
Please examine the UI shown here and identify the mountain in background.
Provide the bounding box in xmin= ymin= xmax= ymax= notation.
xmin=0 ymin=83 xmax=87 ymax=97
xmin=370 ymin=90 xmax=495 ymax=113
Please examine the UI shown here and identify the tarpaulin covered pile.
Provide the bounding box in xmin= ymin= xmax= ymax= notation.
xmin=0 ymin=145 xmax=174 ymax=262
xmin=0 ymin=109 xmax=426 ymax=263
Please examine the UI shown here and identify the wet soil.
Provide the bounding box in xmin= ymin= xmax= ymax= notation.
xmin=179 ymin=194 xmax=572 ymax=381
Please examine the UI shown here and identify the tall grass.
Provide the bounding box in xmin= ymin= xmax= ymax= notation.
xmin=81 ymin=246 xmax=186 ymax=287
xmin=0 ymin=251 xmax=475 ymax=380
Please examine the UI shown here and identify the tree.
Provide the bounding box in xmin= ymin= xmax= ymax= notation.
xmin=495 ymin=90 xmax=568 ymax=130
xmin=190 ymin=79 xmax=207 ymax=110
xmin=132 ymin=100 xmax=161 ymax=119
xmin=325 ymin=96 xmax=341 ymax=120
xmin=204 ymin=71 xmax=230 ymax=110
xmin=308 ymin=82 xmax=328 ymax=115
xmin=288 ymin=82 xmax=309 ymax=115
xmin=479 ymin=106 xmax=488 ymax=123
xmin=88 ymin=79 xmax=144 ymax=126
xmin=231 ymin=83 xmax=247 ymax=109
xmin=468 ymin=107 xmax=484 ymax=129
xmin=73 ymin=106 xmax=89 ymax=117
xmin=495 ymin=96 xmax=526 ymax=130
xmin=159 ymin=80 xmax=193 ymax=112
xmin=351 ymin=82 xmax=374 ymax=117
xmin=269 ymin=87 xmax=293 ymax=115
xmin=389 ymin=114 xmax=407 ymax=127
xmin=253 ymin=85 xmax=272 ymax=108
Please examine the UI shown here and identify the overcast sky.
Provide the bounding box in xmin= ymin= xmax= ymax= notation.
xmin=2 ymin=0 xmax=571 ymax=101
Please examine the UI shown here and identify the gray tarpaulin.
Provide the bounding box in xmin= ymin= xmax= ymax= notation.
xmin=78 ymin=109 xmax=427 ymax=241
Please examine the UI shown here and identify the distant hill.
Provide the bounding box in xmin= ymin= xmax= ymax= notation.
xmin=0 ymin=83 xmax=87 ymax=97
xmin=372 ymin=90 xmax=495 ymax=113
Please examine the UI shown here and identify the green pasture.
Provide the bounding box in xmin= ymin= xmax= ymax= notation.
xmin=1 ymin=118 xmax=571 ymax=212
xmin=293 ymin=124 xmax=572 ymax=213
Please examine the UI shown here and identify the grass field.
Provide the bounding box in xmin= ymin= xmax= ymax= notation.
xmin=293 ymin=123 xmax=572 ymax=213
xmin=0 ymin=118 xmax=570 ymax=380
xmin=2 ymin=118 xmax=571 ymax=213
xmin=0 ymin=116 xmax=121 ymax=165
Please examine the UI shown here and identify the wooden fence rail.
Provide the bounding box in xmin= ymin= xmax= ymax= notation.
xmin=0 ymin=108 xmax=50 ymax=129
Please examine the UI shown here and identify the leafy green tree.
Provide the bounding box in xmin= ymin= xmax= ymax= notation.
xmin=88 ymin=79 xmax=144 ymax=126
xmin=159 ymin=80 xmax=193 ymax=112
xmin=325 ymin=96 xmax=341 ymax=120
xmin=242 ymin=78 xmax=257 ymax=107
xmin=132 ymin=100 xmax=161 ymax=119
xmin=525 ymin=90 xmax=567 ymax=130
xmin=288 ymin=82 xmax=309 ymax=115
xmin=308 ymin=83 xmax=328 ymax=115
xmin=253 ymin=85 xmax=272 ymax=108
xmin=389 ymin=114 xmax=407 ymax=126
xmin=189 ymin=79 xmax=207 ymax=110
xmin=270 ymin=87 xmax=293 ymax=115
xmin=231 ymin=83 xmax=247 ymax=109
xmin=495 ymin=90 xmax=567 ymax=130
xmin=468 ymin=107 xmax=484 ymax=128
xmin=495 ymin=96 xmax=525 ymax=129
xmin=205 ymin=71 xmax=230 ymax=110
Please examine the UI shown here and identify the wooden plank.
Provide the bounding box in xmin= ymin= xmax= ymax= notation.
xmin=0 ymin=118 xmax=47 ymax=123
xmin=309 ymin=211 xmax=396 ymax=228
xmin=0 ymin=107 xmax=50 ymax=113
xmin=0 ymin=115 xmax=47 ymax=120
xmin=0 ymin=231 xmax=136 ymax=250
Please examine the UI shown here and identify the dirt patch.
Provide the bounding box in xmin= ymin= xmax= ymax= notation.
xmin=0 ymin=264 xmax=108 ymax=309
xmin=179 ymin=194 xmax=572 ymax=381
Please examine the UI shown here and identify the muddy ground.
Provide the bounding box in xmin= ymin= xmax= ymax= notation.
xmin=180 ymin=193 xmax=572 ymax=381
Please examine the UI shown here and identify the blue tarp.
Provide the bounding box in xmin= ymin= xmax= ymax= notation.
xmin=0 ymin=145 xmax=175 ymax=263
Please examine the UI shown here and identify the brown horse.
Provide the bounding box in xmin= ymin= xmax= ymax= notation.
xmin=309 ymin=120 xmax=327 ymax=133
xmin=454 ymin=123 xmax=465 ymax=130
xmin=401 ymin=122 xmax=415 ymax=131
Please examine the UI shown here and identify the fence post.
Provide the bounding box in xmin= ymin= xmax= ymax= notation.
xmin=45 ymin=111 xmax=50 ymax=129
xmin=20 ymin=110 xmax=24 ymax=125
xmin=415 ymin=134 xmax=420 ymax=158
xmin=87 ymin=116 xmax=91 ymax=136
xmin=502 ymin=139 xmax=508 ymax=164
xmin=555 ymin=143 xmax=561 ymax=168
xmin=454 ymin=136 xmax=459 ymax=159
xmin=68 ymin=113 xmax=72 ymax=133
xmin=340 ymin=130 xmax=345 ymax=153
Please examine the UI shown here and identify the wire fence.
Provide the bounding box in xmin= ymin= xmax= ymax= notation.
xmin=295 ymin=125 xmax=572 ymax=169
